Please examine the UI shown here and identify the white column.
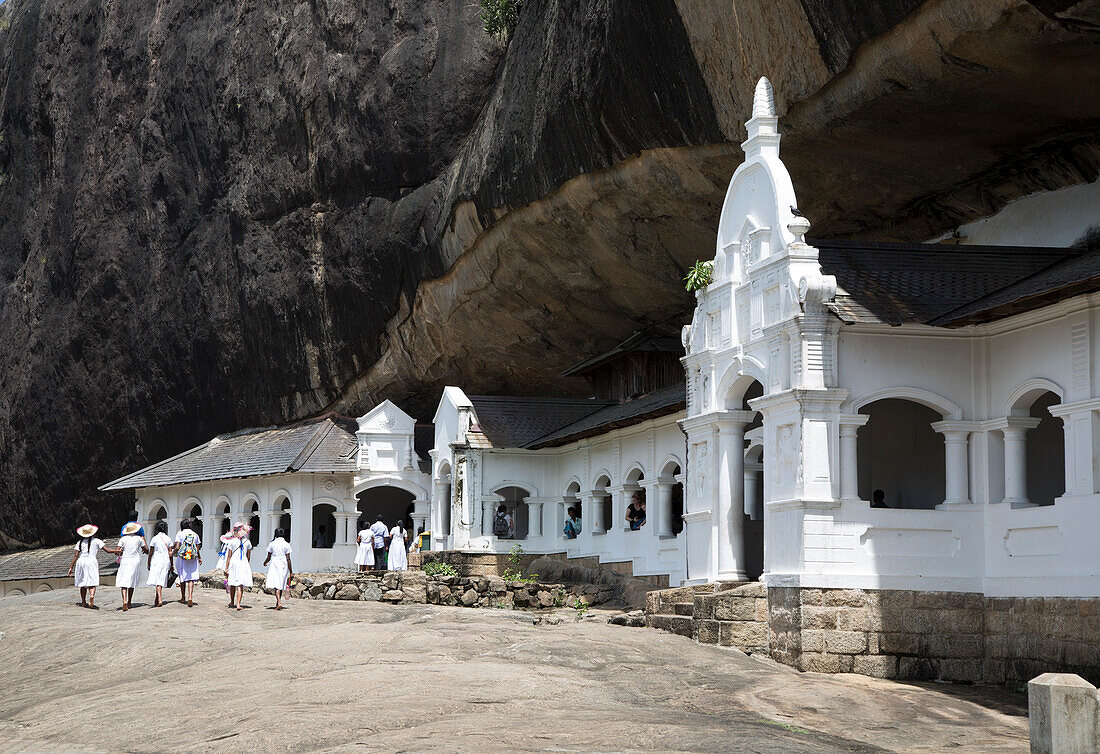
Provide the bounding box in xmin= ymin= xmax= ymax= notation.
xmin=1003 ymin=420 xmax=1040 ymax=504
xmin=933 ymin=422 xmax=974 ymax=506
xmin=528 ymin=501 xmax=543 ymax=538
xmin=716 ymin=413 xmax=752 ymax=581
xmin=1048 ymin=402 xmax=1096 ymax=498
xmin=587 ymin=492 xmax=607 ymax=534
xmin=744 ymin=463 xmax=763 ymax=520
xmin=655 ymin=478 xmax=674 ymax=537
xmin=199 ymin=514 xmax=218 ymax=560
xmin=839 ymin=414 xmax=869 ymax=502
xmin=257 ymin=506 xmax=274 ymax=549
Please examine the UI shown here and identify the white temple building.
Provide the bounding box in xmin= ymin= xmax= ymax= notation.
xmin=102 ymin=77 xmax=1100 ymax=683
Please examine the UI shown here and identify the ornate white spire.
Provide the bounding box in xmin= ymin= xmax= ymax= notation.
xmin=743 ymin=76 xmax=780 ymax=159
xmin=752 ymin=77 xmax=776 ymax=118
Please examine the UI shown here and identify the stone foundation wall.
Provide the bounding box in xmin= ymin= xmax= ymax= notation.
xmin=645 ymin=584 xmax=1100 ymax=686
xmin=200 ymin=569 xmax=616 ymax=609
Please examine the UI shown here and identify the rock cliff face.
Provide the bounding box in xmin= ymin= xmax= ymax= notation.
xmin=0 ymin=0 xmax=1096 ymax=542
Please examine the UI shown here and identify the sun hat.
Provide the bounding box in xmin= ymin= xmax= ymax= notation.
xmin=76 ymin=524 xmax=98 ymax=538
xmin=121 ymin=522 xmax=142 ymax=536
xmin=231 ymin=521 xmax=252 ymax=534
xmin=219 ymin=533 xmax=236 ymax=544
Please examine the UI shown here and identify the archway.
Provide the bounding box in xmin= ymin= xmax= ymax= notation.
xmin=356 ymin=486 xmax=415 ymax=534
xmin=493 ymin=486 xmax=530 ymax=540
xmin=562 ymin=481 xmax=582 ymax=539
xmin=247 ymin=501 xmax=260 ymax=547
xmin=1026 ymin=391 xmax=1064 ymax=506
xmin=659 ymin=460 xmax=684 ymax=537
xmin=312 ymin=503 xmax=336 ymax=548
xmin=857 ymin=398 xmax=945 ymax=509
xmin=272 ymin=495 xmax=292 ymax=541
xmin=624 ymin=467 xmax=646 ymax=531
xmin=593 ymin=474 xmax=611 ymax=534
xmin=183 ymin=499 xmax=203 ymax=540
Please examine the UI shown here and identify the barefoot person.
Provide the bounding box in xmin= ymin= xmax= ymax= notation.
xmin=115 ymin=522 xmax=148 ymax=611
xmin=66 ymin=524 xmax=120 ymax=609
xmin=387 ymin=520 xmax=408 ymax=572
xmin=225 ymin=522 xmax=253 ymax=611
xmin=263 ymin=528 xmax=293 ymax=610
xmin=145 ymin=520 xmax=173 ymax=607
xmin=173 ymin=517 xmax=202 ymax=607
xmin=354 ymin=521 xmax=374 ymax=572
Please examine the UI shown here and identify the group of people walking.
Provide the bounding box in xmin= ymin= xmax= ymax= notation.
xmin=68 ymin=511 xmax=420 ymax=610
xmin=67 ymin=512 xmax=293 ymax=611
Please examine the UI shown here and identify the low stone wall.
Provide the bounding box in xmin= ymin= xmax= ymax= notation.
xmin=645 ymin=583 xmax=1100 ymax=686
xmin=199 ymin=569 xmax=617 ymax=609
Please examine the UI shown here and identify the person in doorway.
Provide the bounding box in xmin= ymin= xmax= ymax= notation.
xmin=370 ymin=515 xmax=389 ymax=570
xmin=67 ymin=524 xmax=119 ymax=609
xmin=263 ymin=528 xmax=293 ymax=610
xmin=409 ymin=527 xmax=424 ymax=555
xmin=146 ymin=520 xmax=173 ymax=607
xmin=354 ymin=521 xmax=375 ymax=572
xmin=173 ymin=518 xmax=202 ymax=607
xmin=225 ymin=522 xmax=253 ymax=611
xmin=871 ymin=489 xmax=888 ymax=508
xmin=563 ymin=506 xmax=582 ymax=539
xmin=313 ymin=525 xmax=328 ymax=549
xmin=387 ymin=520 xmax=408 ymax=571
xmin=626 ymin=492 xmax=646 ymax=530
xmin=115 ymin=521 xmax=148 ymax=611
xmin=492 ymin=504 xmax=514 ymax=539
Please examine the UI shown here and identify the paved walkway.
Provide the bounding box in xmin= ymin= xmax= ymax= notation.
xmin=0 ymin=589 xmax=1028 ymax=752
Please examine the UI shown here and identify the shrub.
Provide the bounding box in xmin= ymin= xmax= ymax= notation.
xmin=478 ymin=0 xmax=519 ymax=39
xmin=423 ymin=560 xmax=458 ymax=579
xmin=683 ymin=259 xmax=714 ymax=291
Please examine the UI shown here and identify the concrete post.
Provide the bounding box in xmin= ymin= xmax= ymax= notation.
xmin=1028 ymin=673 xmax=1100 ymax=754
xmin=716 ymin=414 xmax=752 ymax=581
xmin=655 ymin=479 xmax=674 ymax=537
xmin=1003 ymin=423 xmax=1039 ymax=504
xmin=933 ymin=422 xmax=975 ymax=506
xmin=839 ymin=414 xmax=869 ymax=502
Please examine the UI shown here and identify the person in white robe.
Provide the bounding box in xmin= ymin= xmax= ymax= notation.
xmin=66 ymin=524 xmax=120 ymax=609
xmin=354 ymin=523 xmax=375 ymax=572
xmin=387 ymin=522 xmax=408 ymax=572
xmin=115 ymin=522 xmax=148 ymax=611
xmin=145 ymin=520 xmax=173 ymax=607
xmin=263 ymin=528 xmax=294 ymax=610
xmin=225 ymin=522 xmax=253 ymax=611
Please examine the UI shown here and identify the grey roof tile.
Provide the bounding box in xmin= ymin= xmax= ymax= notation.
xmin=100 ymin=416 xmax=357 ymax=490
xmin=526 ymin=383 xmax=686 ymax=448
xmin=0 ymin=543 xmax=120 ymax=582
xmin=467 ymin=396 xmax=615 ymax=449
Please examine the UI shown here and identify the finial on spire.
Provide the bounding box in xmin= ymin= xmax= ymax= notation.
xmin=752 ymin=77 xmax=776 ymax=119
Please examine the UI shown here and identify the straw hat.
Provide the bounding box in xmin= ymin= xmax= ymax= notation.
xmin=231 ymin=521 xmax=252 ymax=534
xmin=121 ymin=522 xmax=142 ymax=536
xmin=76 ymin=524 xmax=98 ymax=538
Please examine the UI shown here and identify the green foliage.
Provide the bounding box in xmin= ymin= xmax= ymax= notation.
xmin=502 ymin=543 xmax=538 ymax=582
xmin=423 ymin=560 xmax=459 ymax=579
xmin=683 ymin=260 xmax=714 ymax=291
xmin=478 ymin=0 xmax=519 ymax=39
xmin=571 ymin=597 xmax=589 ymax=616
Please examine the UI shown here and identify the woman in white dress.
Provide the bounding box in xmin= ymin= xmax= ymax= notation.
xmin=354 ymin=522 xmax=374 ymax=572
xmin=115 ymin=522 xmax=149 ymax=611
xmin=217 ymin=532 xmax=234 ymax=606
xmin=387 ymin=521 xmax=408 ymax=572
xmin=145 ymin=520 xmax=173 ymax=607
xmin=66 ymin=524 xmax=120 ymax=609
xmin=225 ymin=522 xmax=253 ymax=611
xmin=262 ymin=528 xmax=294 ymax=610
xmin=173 ymin=517 xmax=203 ymax=607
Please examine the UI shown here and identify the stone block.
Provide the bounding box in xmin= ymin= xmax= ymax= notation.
xmin=769 ymin=605 xmax=797 ymax=629
xmin=460 ymin=588 xmax=479 ymax=606
xmin=983 ymin=658 xmax=1006 ymax=684
xmin=800 ymin=588 xmax=823 ymax=606
xmin=939 ymin=659 xmax=983 ymax=683
xmin=846 ymin=608 xmax=885 ymax=633
xmin=695 ymin=620 xmax=719 ymax=645
xmin=324 ymin=584 xmax=338 ymax=600
xmin=755 ymin=599 xmax=769 ymax=622
xmin=359 ymin=585 xmax=382 ymax=602
xmin=714 ymin=598 xmax=756 ymax=621
xmin=897 ymin=657 xmax=938 ymax=681
xmin=801 ymin=629 xmax=824 ymax=653
xmin=1029 ymin=673 xmax=1100 ymax=754
xmin=334 ymin=584 xmax=360 ymax=601
xmin=720 ymin=620 xmax=767 ymax=648
xmin=802 ymin=606 xmax=838 ymax=630
xmin=824 ymin=589 xmax=867 ymax=608
xmin=878 ymin=632 xmax=918 ymax=655
xmin=382 ymin=589 xmax=404 ymax=602
xmin=800 ymin=653 xmax=844 ymax=674
xmin=853 ymin=655 xmax=898 ymax=679
xmin=903 ymin=610 xmax=936 ymax=634
xmin=985 ymin=635 xmax=1006 ymax=658
xmin=735 ymin=582 xmax=767 ymax=598
xmin=1078 ymin=599 xmax=1100 ymax=616
xmin=882 ymin=590 xmax=914 ymax=609
xmin=693 ymin=596 xmax=715 ymax=620
xmin=946 ymin=609 xmax=983 ymax=635
xmin=824 ymin=630 xmax=867 ymax=655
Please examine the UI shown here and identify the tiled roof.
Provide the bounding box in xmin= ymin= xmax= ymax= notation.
xmin=815 ymin=240 xmax=1081 ymax=326
xmin=100 ymin=415 xmax=358 ymax=490
xmin=0 ymin=543 xmax=120 ymax=582
xmin=562 ymin=328 xmax=683 ymax=376
xmin=467 ymin=396 xmax=615 ymax=449
xmin=526 ymin=383 xmax=686 ymax=448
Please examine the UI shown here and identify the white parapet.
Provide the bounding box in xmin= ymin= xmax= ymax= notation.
xmin=1028 ymin=673 xmax=1100 ymax=754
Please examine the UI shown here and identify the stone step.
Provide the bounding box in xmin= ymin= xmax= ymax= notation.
xmin=672 ymin=602 xmax=696 ymax=616
xmin=646 ymin=613 xmax=693 ymax=637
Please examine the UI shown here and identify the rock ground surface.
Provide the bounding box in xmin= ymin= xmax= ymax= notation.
xmin=0 ymin=589 xmax=1029 ymax=752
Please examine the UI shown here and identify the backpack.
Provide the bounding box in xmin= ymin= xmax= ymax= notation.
xmin=178 ymin=532 xmax=199 ymax=560
xmin=492 ymin=512 xmax=510 ymax=537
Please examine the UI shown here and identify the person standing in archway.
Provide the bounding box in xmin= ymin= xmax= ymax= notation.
xmin=387 ymin=520 xmax=408 ymax=572
xmin=369 ymin=515 xmax=388 ymax=570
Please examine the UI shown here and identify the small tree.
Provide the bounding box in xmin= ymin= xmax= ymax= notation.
xmin=479 ymin=0 xmax=519 ymax=39
xmin=683 ymin=260 xmax=714 ymax=291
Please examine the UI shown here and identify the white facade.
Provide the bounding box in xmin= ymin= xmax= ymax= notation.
xmin=130 ymin=401 xmax=431 ymax=573
xmin=431 ymin=388 xmax=690 ymax=585
xmin=679 ymin=78 xmax=1100 ymax=597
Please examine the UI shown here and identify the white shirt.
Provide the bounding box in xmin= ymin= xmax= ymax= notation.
xmin=267 ymin=538 xmax=292 ymax=559
xmin=118 ymin=534 xmax=144 ymax=559
xmin=150 ymin=532 xmax=172 ymax=559
xmin=370 ymin=521 xmax=388 ymax=549
xmin=73 ymin=538 xmax=104 ymax=558
xmin=174 ymin=529 xmax=201 ymax=550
